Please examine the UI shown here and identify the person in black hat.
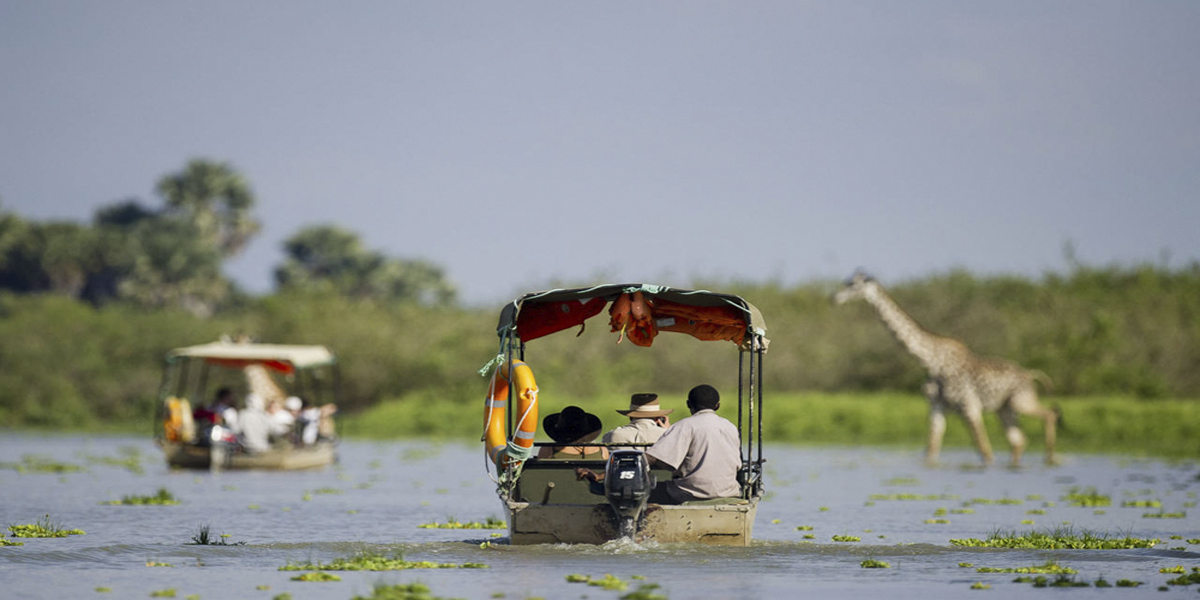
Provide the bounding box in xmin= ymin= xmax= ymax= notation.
xmin=602 ymin=393 xmax=673 ymax=450
xmin=537 ymin=406 xmax=610 ymax=460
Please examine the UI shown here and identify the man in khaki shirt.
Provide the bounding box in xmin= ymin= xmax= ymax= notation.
xmin=602 ymin=393 xmax=673 ymax=450
xmin=645 ymin=384 xmax=742 ymax=504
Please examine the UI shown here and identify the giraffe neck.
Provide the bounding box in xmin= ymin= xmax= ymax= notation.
xmin=244 ymin=364 xmax=287 ymax=405
xmin=862 ymin=284 xmax=945 ymax=371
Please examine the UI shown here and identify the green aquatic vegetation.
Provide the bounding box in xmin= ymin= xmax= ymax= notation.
xmin=1164 ymin=567 xmax=1200 ymax=586
xmin=795 ymin=525 xmax=813 ymax=531
xmin=350 ymin=583 xmax=465 ymax=600
xmin=311 ymin=487 xmax=342 ymax=495
xmin=965 ymin=497 xmax=1022 ymax=506
xmin=868 ymin=493 xmax=955 ymax=501
xmin=0 ymin=536 xmax=23 ymax=546
xmin=291 ymin=571 xmax=341 ymax=582
xmin=1025 ymin=509 xmax=1045 ymax=515
xmin=149 ymin=589 xmax=176 ymax=598
xmin=1029 ymin=574 xmax=1089 ymax=588
xmin=950 ymin=508 xmax=974 ymax=515
xmin=280 ymin=551 xmax=487 ymax=571
xmin=1160 ymin=565 xmax=1186 ymax=573
xmin=802 ymin=534 xmax=815 ymax=539
xmin=1019 ymin=519 xmax=1034 ymax=525
xmin=975 ymin=560 xmax=1076 ymax=574
xmin=860 ymin=559 xmax=890 ymax=568
xmin=95 ymin=587 xmax=112 ymax=592
xmin=103 ymin=488 xmax=179 ymax=506
xmin=1062 ymin=487 xmax=1111 ymax=507
xmin=187 ymin=524 xmax=244 ymax=546
xmin=272 ymin=594 xmax=292 ymax=600
xmin=8 ymin=515 xmax=85 ymax=538
xmin=1121 ymin=499 xmax=1161 ymax=508
xmin=1188 ymin=539 xmax=1200 ymax=544
xmin=924 ymin=519 xmax=950 ymax=524
xmin=832 ymin=535 xmax=861 ymax=542
xmin=0 ymin=455 xmax=84 ymax=474
xmin=1142 ymin=511 xmax=1186 ymax=518
xmin=1115 ymin=579 xmax=1141 ymax=587
xmin=620 ymin=583 xmax=666 ymax=600
xmin=883 ymin=477 xmax=920 ymax=486
xmin=933 ymin=507 xmax=947 ymax=516
xmin=566 ymin=574 xmax=591 ymax=583
xmin=969 ymin=582 xmax=990 ymax=590
xmin=949 ymin=527 xmax=1160 ymax=549
xmin=958 ymin=562 xmax=973 ymax=568
xmin=588 ymin=574 xmax=629 ymax=591
xmin=81 ymin=448 xmax=146 ymax=474
xmin=145 ymin=561 xmax=173 ymax=567
xmin=418 ymin=516 xmax=505 ymax=529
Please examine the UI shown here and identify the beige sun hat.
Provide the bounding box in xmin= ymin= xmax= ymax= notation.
xmin=616 ymin=393 xmax=674 ymax=418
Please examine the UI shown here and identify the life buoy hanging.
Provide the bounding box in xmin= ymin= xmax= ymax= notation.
xmin=483 ymin=359 xmax=539 ymax=466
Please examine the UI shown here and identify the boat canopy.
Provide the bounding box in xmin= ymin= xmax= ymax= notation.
xmin=166 ymin=342 xmax=337 ymax=374
xmin=497 ymin=283 xmax=768 ymax=349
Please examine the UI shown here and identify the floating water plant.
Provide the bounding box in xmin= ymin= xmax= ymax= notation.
xmin=1115 ymin=579 xmax=1141 ymax=587
xmin=0 ymin=455 xmax=84 ymax=474
xmin=149 ymin=589 xmax=177 ymax=598
xmin=187 ymin=524 xmax=244 ymax=546
xmin=145 ymin=561 xmax=173 ymax=567
xmin=8 ymin=515 xmax=85 ymax=538
xmin=1122 ymin=499 xmax=1161 ymax=508
xmin=566 ymin=574 xmax=591 ymax=583
xmin=1164 ymin=567 xmax=1200 ymax=586
xmin=1142 ymin=511 xmax=1186 ymax=519
xmin=950 ymin=527 xmax=1159 ymax=550
xmin=795 ymin=525 xmax=813 ymax=531
xmin=280 ymin=551 xmax=487 ymax=571
xmin=860 ymin=559 xmax=890 ymax=568
xmin=0 ymin=536 xmax=23 ymax=547
xmin=418 ymin=516 xmax=505 ymax=529
xmin=587 ymin=574 xmax=628 ymax=591
xmin=620 ymin=583 xmax=667 ymax=600
xmin=291 ymin=571 xmax=341 ymax=582
xmin=969 ymin=582 xmax=989 ymax=590
xmin=868 ymin=493 xmax=955 ymax=501
xmin=924 ymin=519 xmax=950 ymax=524
xmin=1062 ymin=486 xmax=1111 ymax=507
xmin=975 ymin=560 xmax=1076 ymax=574
xmin=102 ymin=488 xmax=179 ymax=506
xmin=832 ymin=535 xmax=861 ymax=542
xmin=350 ymin=583 xmax=466 ymax=600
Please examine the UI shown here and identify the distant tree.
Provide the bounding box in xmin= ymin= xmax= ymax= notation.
xmin=156 ymin=159 xmax=260 ymax=257
xmin=275 ymin=225 xmax=456 ymax=304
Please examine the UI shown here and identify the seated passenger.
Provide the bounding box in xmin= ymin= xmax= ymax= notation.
xmin=602 ymin=393 xmax=672 ymax=450
xmin=236 ymin=393 xmax=272 ymax=453
xmin=267 ymin=398 xmax=296 ymax=441
xmin=537 ymin=406 xmax=610 ymax=460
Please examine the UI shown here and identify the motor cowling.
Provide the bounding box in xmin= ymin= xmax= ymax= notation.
xmin=604 ymin=450 xmax=654 ymax=538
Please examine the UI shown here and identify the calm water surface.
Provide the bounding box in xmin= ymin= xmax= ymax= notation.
xmin=1 ymin=433 xmax=1198 ymax=599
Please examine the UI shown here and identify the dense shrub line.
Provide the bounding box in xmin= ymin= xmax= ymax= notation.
xmin=1 ymin=262 xmax=1197 ymax=429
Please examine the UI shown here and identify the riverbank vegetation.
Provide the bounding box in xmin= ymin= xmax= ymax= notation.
xmin=2 ymin=161 xmax=1199 ymax=456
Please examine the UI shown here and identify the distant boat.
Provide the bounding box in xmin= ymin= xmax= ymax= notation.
xmin=155 ymin=340 xmax=340 ymax=471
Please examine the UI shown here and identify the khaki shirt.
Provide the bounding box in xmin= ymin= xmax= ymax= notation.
xmin=602 ymin=418 xmax=667 ymax=450
xmin=646 ymin=409 xmax=741 ymax=502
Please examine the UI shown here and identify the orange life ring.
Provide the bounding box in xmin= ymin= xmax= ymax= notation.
xmin=483 ymin=359 xmax=539 ymax=466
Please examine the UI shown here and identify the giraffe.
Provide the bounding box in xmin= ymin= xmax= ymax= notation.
xmin=833 ymin=271 xmax=1058 ymax=467
xmin=243 ymin=363 xmax=288 ymax=407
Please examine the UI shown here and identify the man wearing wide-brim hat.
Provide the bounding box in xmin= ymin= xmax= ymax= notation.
xmin=601 ymin=393 xmax=673 ymax=450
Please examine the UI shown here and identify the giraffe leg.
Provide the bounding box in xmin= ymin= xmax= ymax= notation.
xmin=961 ymin=407 xmax=994 ymax=466
xmin=926 ymin=403 xmax=947 ymax=467
xmin=998 ymin=407 xmax=1026 ymax=467
xmin=1011 ymin=387 xmax=1058 ymax=466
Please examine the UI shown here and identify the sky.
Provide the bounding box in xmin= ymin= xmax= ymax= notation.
xmin=2 ymin=1 xmax=1198 ymax=306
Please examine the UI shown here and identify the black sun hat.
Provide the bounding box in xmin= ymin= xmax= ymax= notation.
xmin=542 ymin=406 xmax=603 ymax=444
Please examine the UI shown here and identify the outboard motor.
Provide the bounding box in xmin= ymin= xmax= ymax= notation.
xmin=603 ymin=450 xmax=654 ymax=539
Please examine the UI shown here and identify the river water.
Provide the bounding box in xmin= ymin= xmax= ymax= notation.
xmin=1 ymin=433 xmax=1197 ymax=599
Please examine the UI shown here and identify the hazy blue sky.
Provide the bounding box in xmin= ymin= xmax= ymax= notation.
xmin=2 ymin=1 xmax=1197 ymax=305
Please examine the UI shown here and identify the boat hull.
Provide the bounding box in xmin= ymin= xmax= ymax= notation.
xmin=504 ymin=499 xmax=757 ymax=545
xmin=159 ymin=441 xmax=336 ymax=471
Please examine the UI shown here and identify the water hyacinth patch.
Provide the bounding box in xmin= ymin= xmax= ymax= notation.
xmin=280 ymin=551 xmax=487 ymax=571
xmin=832 ymin=535 xmax=861 ymax=542
xmin=291 ymin=571 xmax=341 ymax=582
xmin=620 ymin=583 xmax=667 ymax=600
xmin=1164 ymin=567 xmax=1200 ymax=586
xmin=1062 ymin=487 xmax=1111 ymax=507
xmin=350 ymin=583 xmax=464 ymax=600
xmin=0 ymin=536 xmax=23 ymax=546
xmin=860 ymin=559 xmax=890 ymax=568
xmin=1141 ymin=511 xmax=1186 ymax=519
xmin=950 ymin=527 xmax=1160 ymax=549
xmin=418 ymin=516 xmax=505 ymax=529
xmin=8 ymin=515 xmax=85 ymax=538
xmin=0 ymin=455 xmax=84 ymax=474
xmin=975 ymin=560 xmax=1076 ymax=574
xmin=102 ymin=488 xmax=179 ymax=506
xmin=1122 ymin=499 xmax=1161 ymax=508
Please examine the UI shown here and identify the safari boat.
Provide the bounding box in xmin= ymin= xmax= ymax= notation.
xmin=482 ymin=284 xmax=768 ymax=545
xmin=155 ymin=340 xmax=340 ymax=471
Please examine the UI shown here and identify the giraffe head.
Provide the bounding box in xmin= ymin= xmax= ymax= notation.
xmin=832 ymin=270 xmax=878 ymax=305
